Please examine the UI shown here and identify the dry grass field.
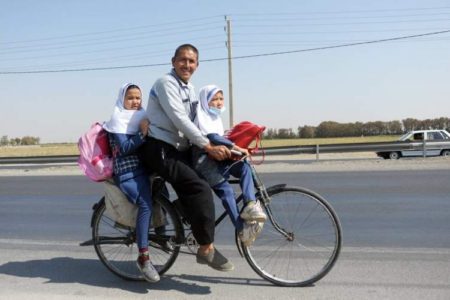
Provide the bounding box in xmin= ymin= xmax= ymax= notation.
xmin=0 ymin=135 xmax=399 ymax=157
xmin=261 ymin=135 xmax=398 ymax=147
xmin=0 ymin=144 xmax=78 ymax=157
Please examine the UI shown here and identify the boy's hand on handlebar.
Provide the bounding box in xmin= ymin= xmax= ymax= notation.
xmin=204 ymin=144 xmax=231 ymax=161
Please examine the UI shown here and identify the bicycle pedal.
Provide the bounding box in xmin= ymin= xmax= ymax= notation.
xmin=185 ymin=232 xmax=199 ymax=254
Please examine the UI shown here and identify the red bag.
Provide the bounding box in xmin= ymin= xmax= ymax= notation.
xmin=225 ymin=121 xmax=266 ymax=153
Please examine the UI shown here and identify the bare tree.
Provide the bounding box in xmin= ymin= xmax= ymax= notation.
xmin=0 ymin=135 xmax=8 ymax=146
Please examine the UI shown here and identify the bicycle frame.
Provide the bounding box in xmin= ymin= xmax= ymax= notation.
xmin=168 ymin=158 xmax=294 ymax=256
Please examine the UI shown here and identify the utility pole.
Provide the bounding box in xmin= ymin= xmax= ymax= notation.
xmin=225 ymin=16 xmax=234 ymax=127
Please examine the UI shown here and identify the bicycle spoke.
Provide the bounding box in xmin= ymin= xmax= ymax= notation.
xmin=243 ymin=187 xmax=341 ymax=286
xmin=92 ymin=197 xmax=183 ymax=281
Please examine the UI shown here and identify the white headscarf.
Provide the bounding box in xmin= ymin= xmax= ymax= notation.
xmin=195 ymin=84 xmax=224 ymax=136
xmin=103 ymin=83 xmax=148 ymax=134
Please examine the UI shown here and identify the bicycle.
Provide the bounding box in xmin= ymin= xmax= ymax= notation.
xmin=81 ymin=157 xmax=342 ymax=287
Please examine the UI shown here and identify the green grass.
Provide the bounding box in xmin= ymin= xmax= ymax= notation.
xmin=0 ymin=135 xmax=399 ymax=157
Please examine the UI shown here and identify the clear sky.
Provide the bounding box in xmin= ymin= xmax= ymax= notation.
xmin=1 ymin=0 xmax=449 ymax=143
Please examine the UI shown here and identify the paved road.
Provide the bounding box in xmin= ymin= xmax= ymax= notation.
xmin=0 ymin=168 xmax=449 ymax=299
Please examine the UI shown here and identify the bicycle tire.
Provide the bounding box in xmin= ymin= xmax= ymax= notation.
xmin=92 ymin=195 xmax=183 ymax=281
xmin=242 ymin=186 xmax=342 ymax=287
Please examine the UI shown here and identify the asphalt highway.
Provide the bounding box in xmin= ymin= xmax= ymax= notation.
xmin=0 ymin=167 xmax=449 ymax=299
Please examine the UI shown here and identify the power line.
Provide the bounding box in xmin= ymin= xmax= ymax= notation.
xmin=2 ymin=15 xmax=223 ymax=45
xmin=0 ymin=35 xmax=225 ymax=62
xmin=1 ymin=29 xmax=449 ymax=75
xmin=233 ymin=37 xmax=450 ymax=47
xmin=226 ymin=29 xmax=450 ymax=60
xmin=0 ymin=21 xmax=224 ymax=53
xmin=234 ymin=18 xmax=450 ymax=28
xmin=0 ymin=46 xmax=225 ymax=72
xmin=5 ymin=9 xmax=447 ymax=48
xmin=233 ymin=27 xmax=450 ymax=36
xmin=232 ymin=12 xmax=450 ymax=22
xmin=230 ymin=6 xmax=450 ymax=17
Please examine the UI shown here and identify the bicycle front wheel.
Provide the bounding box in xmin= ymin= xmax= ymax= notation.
xmin=92 ymin=196 xmax=183 ymax=281
xmin=242 ymin=186 xmax=342 ymax=287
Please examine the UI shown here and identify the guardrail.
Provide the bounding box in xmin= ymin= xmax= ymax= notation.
xmin=259 ymin=140 xmax=450 ymax=160
xmin=260 ymin=141 xmax=412 ymax=155
xmin=0 ymin=140 xmax=449 ymax=164
xmin=0 ymin=155 xmax=79 ymax=165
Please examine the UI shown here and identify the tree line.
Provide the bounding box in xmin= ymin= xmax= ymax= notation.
xmin=2 ymin=117 xmax=449 ymax=144
xmin=0 ymin=135 xmax=40 ymax=146
xmin=264 ymin=117 xmax=450 ymax=139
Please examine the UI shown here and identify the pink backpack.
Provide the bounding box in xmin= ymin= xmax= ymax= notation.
xmin=77 ymin=122 xmax=113 ymax=182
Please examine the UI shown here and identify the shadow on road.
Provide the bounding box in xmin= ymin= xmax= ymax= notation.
xmin=168 ymin=273 xmax=273 ymax=287
xmin=0 ymin=257 xmax=212 ymax=295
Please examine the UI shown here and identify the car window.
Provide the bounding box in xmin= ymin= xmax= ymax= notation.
xmin=413 ymin=133 xmax=424 ymax=141
xmin=427 ymin=132 xmax=444 ymax=140
xmin=399 ymin=133 xmax=412 ymax=141
xmin=439 ymin=131 xmax=450 ymax=140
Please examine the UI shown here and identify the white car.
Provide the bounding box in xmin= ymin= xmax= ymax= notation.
xmin=377 ymin=129 xmax=450 ymax=159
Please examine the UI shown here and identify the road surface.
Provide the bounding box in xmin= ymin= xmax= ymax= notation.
xmin=0 ymin=161 xmax=449 ymax=299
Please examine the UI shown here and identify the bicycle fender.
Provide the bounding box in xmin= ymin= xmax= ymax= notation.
xmin=265 ymin=184 xmax=287 ymax=194
xmin=90 ymin=197 xmax=105 ymax=228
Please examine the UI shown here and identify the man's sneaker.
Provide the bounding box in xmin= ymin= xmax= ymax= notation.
xmin=240 ymin=201 xmax=267 ymax=222
xmin=136 ymin=258 xmax=160 ymax=283
xmin=196 ymin=247 xmax=234 ymax=272
xmin=239 ymin=221 xmax=264 ymax=247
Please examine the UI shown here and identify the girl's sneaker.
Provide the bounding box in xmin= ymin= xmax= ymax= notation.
xmin=137 ymin=257 xmax=160 ymax=283
xmin=239 ymin=221 xmax=264 ymax=247
xmin=240 ymin=201 xmax=267 ymax=222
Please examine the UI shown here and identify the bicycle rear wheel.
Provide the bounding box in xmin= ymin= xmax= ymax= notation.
xmin=242 ymin=186 xmax=342 ymax=287
xmin=92 ymin=196 xmax=183 ymax=281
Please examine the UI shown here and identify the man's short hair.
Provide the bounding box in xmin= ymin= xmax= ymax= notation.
xmin=173 ymin=44 xmax=199 ymax=61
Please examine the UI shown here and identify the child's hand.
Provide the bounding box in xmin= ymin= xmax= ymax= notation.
xmin=233 ymin=146 xmax=249 ymax=157
xmin=140 ymin=119 xmax=150 ymax=136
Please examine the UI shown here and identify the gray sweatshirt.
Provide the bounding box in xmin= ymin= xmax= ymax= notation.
xmin=147 ymin=70 xmax=209 ymax=151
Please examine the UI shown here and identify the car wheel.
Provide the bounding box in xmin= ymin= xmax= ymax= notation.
xmin=376 ymin=152 xmax=385 ymax=159
xmin=377 ymin=152 xmax=390 ymax=159
xmin=389 ymin=152 xmax=400 ymax=160
xmin=441 ymin=150 xmax=450 ymax=157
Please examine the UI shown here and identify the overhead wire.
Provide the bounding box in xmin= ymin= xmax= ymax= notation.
xmin=0 ymin=21 xmax=224 ymax=54
xmin=2 ymin=15 xmax=223 ymax=45
xmin=230 ymin=6 xmax=450 ymax=16
xmin=0 ymin=46 xmax=225 ymax=71
xmin=231 ymin=12 xmax=450 ymax=21
xmin=2 ymin=7 xmax=450 ymax=74
xmin=1 ymin=29 xmax=448 ymax=75
xmin=3 ymin=9 xmax=446 ymax=52
xmin=226 ymin=29 xmax=450 ymax=60
xmin=233 ymin=18 xmax=450 ymax=28
xmin=0 ymin=35 xmax=225 ymax=62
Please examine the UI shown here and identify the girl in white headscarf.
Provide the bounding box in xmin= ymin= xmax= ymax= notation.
xmin=193 ymin=84 xmax=267 ymax=247
xmin=103 ymin=83 xmax=148 ymax=134
xmin=103 ymin=83 xmax=159 ymax=283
